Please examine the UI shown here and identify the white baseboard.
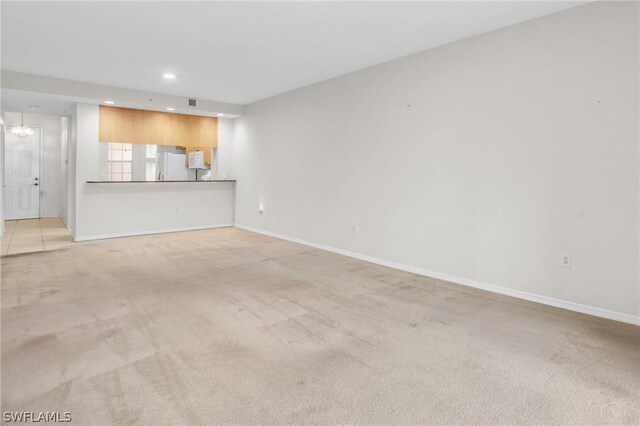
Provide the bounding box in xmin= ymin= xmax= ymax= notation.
xmin=234 ymin=224 xmax=640 ymax=326
xmin=74 ymin=223 xmax=234 ymax=242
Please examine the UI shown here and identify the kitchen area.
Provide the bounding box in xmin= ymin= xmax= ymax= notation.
xmin=94 ymin=105 xmax=231 ymax=183
xmin=73 ymin=104 xmax=236 ymax=241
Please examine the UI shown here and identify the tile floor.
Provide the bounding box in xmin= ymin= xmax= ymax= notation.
xmin=1 ymin=218 xmax=73 ymax=256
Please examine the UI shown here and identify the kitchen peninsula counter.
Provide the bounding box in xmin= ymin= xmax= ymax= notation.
xmin=77 ymin=179 xmax=236 ymax=241
xmin=86 ymin=180 xmax=237 ymax=183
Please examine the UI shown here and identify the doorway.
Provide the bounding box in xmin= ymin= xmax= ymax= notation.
xmin=3 ymin=126 xmax=41 ymax=220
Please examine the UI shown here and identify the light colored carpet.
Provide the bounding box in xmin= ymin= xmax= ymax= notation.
xmin=1 ymin=227 xmax=638 ymax=425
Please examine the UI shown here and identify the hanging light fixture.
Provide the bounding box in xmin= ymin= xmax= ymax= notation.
xmin=10 ymin=114 xmax=34 ymax=138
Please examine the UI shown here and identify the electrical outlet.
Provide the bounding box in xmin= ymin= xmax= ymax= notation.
xmin=561 ymin=253 xmax=571 ymax=268
xmin=352 ymin=224 xmax=359 ymax=234
xmin=258 ymin=203 xmax=264 ymax=215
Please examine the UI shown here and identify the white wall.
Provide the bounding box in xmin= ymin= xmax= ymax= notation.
xmin=60 ymin=116 xmax=69 ymax=226
xmin=72 ymin=103 xmax=235 ymax=240
xmin=66 ymin=107 xmax=77 ymax=235
xmin=231 ymin=2 xmax=639 ymax=320
xmin=3 ymin=112 xmax=67 ymax=219
xmin=215 ymin=118 xmax=235 ymax=179
xmin=0 ymin=111 xmax=4 ymax=236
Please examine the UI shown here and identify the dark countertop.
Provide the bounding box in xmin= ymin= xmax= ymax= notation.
xmin=86 ymin=180 xmax=237 ymax=183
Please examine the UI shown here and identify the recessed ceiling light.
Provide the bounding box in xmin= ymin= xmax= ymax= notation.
xmin=166 ymin=107 xmax=175 ymax=111
xmin=163 ymin=73 xmax=176 ymax=80
xmin=29 ymin=105 xmax=40 ymax=110
xmin=104 ymin=100 xmax=115 ymax=105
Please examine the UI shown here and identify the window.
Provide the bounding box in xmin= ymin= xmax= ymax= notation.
xmin=145 ymin=144 xmax=157 ymax=181
xmin=107 ymin=143 xmax=132 ymax=181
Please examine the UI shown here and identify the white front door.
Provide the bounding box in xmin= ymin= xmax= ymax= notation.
xmin=3 ymin=127 xmax=40 ymax=220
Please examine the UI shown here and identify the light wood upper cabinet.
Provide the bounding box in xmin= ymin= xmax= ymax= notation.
xmin=99 ymin=106 xmax=218 ymax=148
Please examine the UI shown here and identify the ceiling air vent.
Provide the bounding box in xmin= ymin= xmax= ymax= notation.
xmin=188 ymin=98 xmax=197 ymax=107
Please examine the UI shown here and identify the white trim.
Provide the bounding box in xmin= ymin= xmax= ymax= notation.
xmin=74 ymin=223 xmax=234 ymax=242
xmin=234 ymin=224 xmax=640 ymax=326
xmin=38 ymin=125 xmax=47 ymax=219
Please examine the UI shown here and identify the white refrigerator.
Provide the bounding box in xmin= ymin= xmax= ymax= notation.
xmin=157 ymin=153 xmax=190 ymax=180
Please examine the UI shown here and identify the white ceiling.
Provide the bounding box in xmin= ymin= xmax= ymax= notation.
xmin=2 ymin=1 xmax=585 ymax=105
xmin=0 ymin=89 xmax=75 ymax=116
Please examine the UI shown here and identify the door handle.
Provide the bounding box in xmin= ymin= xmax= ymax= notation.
xmin=33 ymin=183 xmax=39 ymax=186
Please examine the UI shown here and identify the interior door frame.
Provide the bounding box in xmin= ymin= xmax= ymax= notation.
xmin=2 ymin=123 xmax=44 ymax=220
